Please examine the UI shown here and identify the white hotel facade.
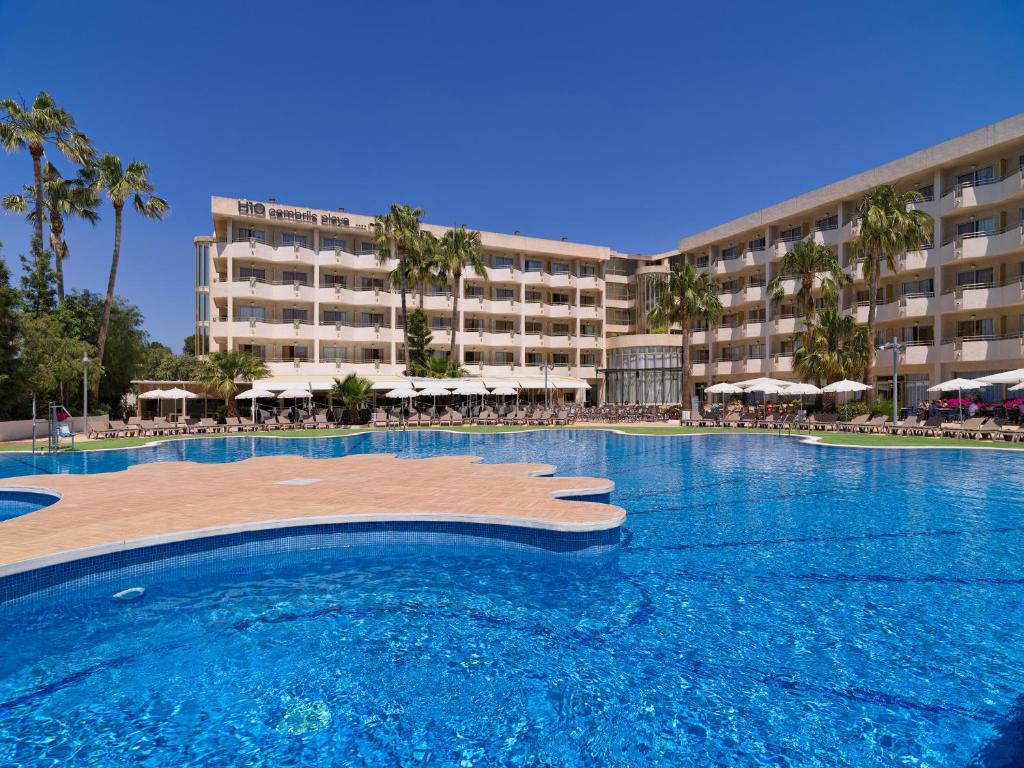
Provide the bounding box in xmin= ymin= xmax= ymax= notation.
xmin=195 ymin=113 xmax=1024 ymax=405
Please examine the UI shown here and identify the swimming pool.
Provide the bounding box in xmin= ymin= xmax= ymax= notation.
xmin=1 ymin=430 xmax=1023 ymax=766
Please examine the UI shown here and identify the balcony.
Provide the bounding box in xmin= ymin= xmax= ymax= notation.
xmin=771 ymin=354 xmax=794 ymax=373
xmin=940 ymin=225 xmax=1024 ymax=262
xmin=941 ymin=334 xmax=1024 ymax=363
xmin=218 ymin=238 xmax=317 ymax=264
xmin=740 ymin=248 xmax=773 ymax=269
xmin=318 ymin=320 xmax=399 ymax=344
xmin=939 ymin=278 xmax=1024 ymax=313
xmin=713 ymin=325 xmax=746 ymax=343
xmin=457 ymin=330 xmax=518 ymax=347
xmin=940 ymin=169 xmax=1024 ymax=214
xmin=574 ymin=304 xmax=602 ymax=320
xmin=848 ymin=293 xmax=937 ymax=323
xmin=770 ymin=316 xmax=804 ymax=335
xmin=319 ymin=284 xmax=395 ymax=307
xmin=484 ymin=266 xmax=518 ymax=282
xmin=900 ymin=342 xmax=937 ymax=366
xmin=220 ymin=318 xmax=316 ymax=340
xmin=212 ymin=277 xmax=316 ymax=304
xmin=466 ymin=295 xmax=518 ymax=314
xmin=575 ymin=275 xmax=603 ymax=291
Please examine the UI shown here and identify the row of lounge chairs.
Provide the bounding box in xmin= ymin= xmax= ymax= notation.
xmin=88 ymin=413 xmax=338 ymax=439
xmin=680 ymin=411 xmax=1023 ymax=441
xmin=370 ymin=406 xmax=574 ymax=428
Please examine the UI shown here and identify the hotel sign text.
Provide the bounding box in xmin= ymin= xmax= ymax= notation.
xmin=237 ymin=200 xmax=352 ymax=228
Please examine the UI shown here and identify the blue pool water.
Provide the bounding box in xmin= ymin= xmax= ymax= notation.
xmin=0 ymin=489 xmax=57 ymax=521
xmin=1 ymin=430 xmax=1023 ymax=766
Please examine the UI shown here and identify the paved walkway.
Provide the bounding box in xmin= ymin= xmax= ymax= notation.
xmin=0 ymin=454 xmax=622 ymax=575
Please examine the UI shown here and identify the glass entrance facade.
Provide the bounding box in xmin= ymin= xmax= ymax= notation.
xmin=604 ymin=346 xmax=683 ymax=404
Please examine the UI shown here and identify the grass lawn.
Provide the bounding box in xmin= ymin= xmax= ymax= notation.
xmin=1 ymin=423 xmax=1021 ymax=452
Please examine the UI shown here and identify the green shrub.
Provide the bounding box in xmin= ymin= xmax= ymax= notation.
xmin=837 ymin=401 xmax=868 ymax=421
xmin=870 ymin=399 xmax=894 ymax=417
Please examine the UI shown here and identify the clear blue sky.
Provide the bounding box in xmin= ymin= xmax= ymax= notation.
xmin=1 ymin=0 xmax=1022 ymax=349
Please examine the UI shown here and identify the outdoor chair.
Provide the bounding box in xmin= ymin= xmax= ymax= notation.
xmin=837 ymin=414 xmax=870 ymax=432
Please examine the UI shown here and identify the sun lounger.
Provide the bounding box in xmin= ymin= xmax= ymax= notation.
xmin=888 ymin=415 xmax=920 ymax=436
xmin=860 ymin=415 xmax=888 ymax=433
xmin=942 ymin=416 xmax=986 ymax=438
xmin=910 ymin=415 xmax=943 ymax=437
xmin=527 ymin=409 xmax=553 ymax=425
xmin=88 ymin=419 xmax=130 ymax=439
xmin=477 ymin=408 xmax=498 ymax=425
xmin=808 ymin=413 xmax=837 ymax=431
xmin=837 ymin=414 xmax=870 ymax=432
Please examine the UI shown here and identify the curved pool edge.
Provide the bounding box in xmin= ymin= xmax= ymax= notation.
xmin=0 ymin=516 xmax=623 ymax=606
xmin=3 ymin=425 xmax=1023 ymax=457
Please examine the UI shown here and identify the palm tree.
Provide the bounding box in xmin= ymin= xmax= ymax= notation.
xmin=93 ymin=154 xmax=168 ymax=376
xmin=198 ymin=350 xmax=269 ymax=417
xmin=647 ymin=261 xmax=722 ymax=404
xmin=852 ymin=185 xmax=933 ymax=398
xmin=330 ymin=373 xmax=373 ymax=424
xmin=2 ymin=162 xmax=100 ymax=301
xmin=435 ymin=226 xmax=486 ymax=362
xmin=409 ymin=230 xmax=441 ymax=307
xmin=766 ymin=239 xmax=849 ymax=321
xmin=373 ymin=203 xmax=423 ymax=356
xmin=794 ymin=307 xmax=870 ymax=386
xmin=0 ymin=92 xmax=93 ymax=265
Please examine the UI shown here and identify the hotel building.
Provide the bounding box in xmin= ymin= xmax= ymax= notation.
xmin=195 ymin=113 xmax=1024 ymax=405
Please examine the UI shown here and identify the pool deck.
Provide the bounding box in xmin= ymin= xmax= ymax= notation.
xmin=0 ymin=454 xmax=623 ymax=576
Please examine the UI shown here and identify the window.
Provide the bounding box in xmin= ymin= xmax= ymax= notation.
xmin=526 ymin=352 xmax=543 ymax=365
xmin=282 ymin=270 xmax=308 ymax=284
xmin=494 ymin=351 xmax=514 ymax=364
xmin=360 ymin=242 xmax=376 ymax=253
xmin=495 ymin=320 xmax=515 ymax=332
xmin=956 ymin=268 xmax=994 ymax=287
xmin=238 ymin=228 xmax=266 ymax=241
xmin=578 ymin=264 xmax=596 ymax=277
xmin=748 ymin=307 xmax=766 ymax=323
xmin=900 ymin=325 xmax=933 ymax=344
xmin=581 ymin=353 xmax=598 ymax=366
xmin=360 ymin=312 xmax=385 ymax=326
xmin=550 ymin=292 xmax=570 ymax=304
xmin=551 ymin=262 xmax=570 ymax=274
xmin=552 ymin=353 xmax=570 ymax=365
xmin=237 ymin=305 xmax=266 ymax=321
xmin=464 ymin=318 xmax=485 ymax=331
xmin=323 ymin=346 xmax=347 ymax=361
xmin=552 ymin=323 xmax=570 ymax=335
xmin=321 ymin=272 xmax=346 ymax=287
xmin=358 ymin=277 xmax=385 ymax=290
xmin=464 ymin=350 xmax=483 ymax=364
xmin=430 ymin=316 xmax=452 ymax=329
xmin=956 ymin=318 xmax=994 ymax=338
xmin=282 ymin=345 xmax=308 ymax=360
xmin=282 ymin=308 xmax=308 ymax=321
xmin=956 ymin=165 xmax=995 ymax=187
xmin=524 ymin=259 xmax=543 ymax=272
xmin=525 ymin=290 xmax=543 ymax=303
xmin=901 ymin=278 xmax=934 ymax=296
xmin=749 ymin=343 xmax=765 ymax=359
xmin=525 ymin=321 xmax=543 ymax=334
xmin=323 ymin=310 xmax=348 ymax=324
xmin=580 ymin=323 xmax=597 ymax=336
xmin=495 ymin=287 xmax=516 ymax=301
xmin=749 ymin=237 xmax=766 ymax=251
xmin=465 ymin=285 xmax=485 ymax=298
xmin=720 ymin=246 xmax=740 ymax=260
xmin=281 ymin=233 xmax=308 ymax=246
xmin=323 ymin=237 xmax=347 ymax=250
xmin=814 ymin=214 xmax=838 ymax=231
xmin=956 ymin=217 xmax=995 ymax=238
xmin=493 ymin=255 xmax=515 ymax=268
xmin=779 ymin=226 xmax=802 ymax=242
xmin=580 ymin=295 xmax=598 ymax=307
xmin=239 ymin=266 xmax=266 ymax=280
xmin=362 ymin=348 xmax=383 ymax=362
xmin=917 ymin=184 xmax=934 ymax=200
xmin=238 ymin=343 xmax=266 ymax=359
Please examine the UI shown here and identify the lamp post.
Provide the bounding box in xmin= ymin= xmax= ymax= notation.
xmin=81 ymin=353 xmax=89 ymax=435
xmin=878 ymin=337 xmax=905 ymax=424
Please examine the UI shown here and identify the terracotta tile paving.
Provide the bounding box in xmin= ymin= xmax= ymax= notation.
xmin=0 ymin=454 xmax=623 ymax=574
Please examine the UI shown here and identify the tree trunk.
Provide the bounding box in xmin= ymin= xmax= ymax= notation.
xmin=30 ymin=145 xmax=44 ymax=259
xmin=802 ymin=273 xmax=814 ymax=319
xmin=679 ymin=304 xmax=689 ymax=406
xmin=49 ymin=209 xmax=65 ymax=303
xmin=863 ymin=249 xmax=880 ymax=404
xmin=449 ymin=268 xmax=460 ymax=362
xmin=96 ymin=201 xmax=123 ymax=393
xmin=393 ymin=239 xmax=408 ymax=364
xmin=228 ymin=390 xmax=239 ymax=418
